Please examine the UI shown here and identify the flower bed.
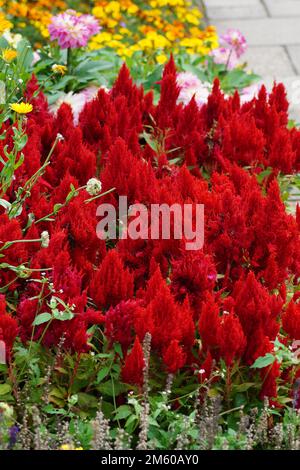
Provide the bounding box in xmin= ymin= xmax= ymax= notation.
xmin=0 ymin=57 xmax=300 ymax=448
xmin=0 ymin=0 xmax=300 ymax=453
xmin=1 ymin=0 xmax=218 ymax=61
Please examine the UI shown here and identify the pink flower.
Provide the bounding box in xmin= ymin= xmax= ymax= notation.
xmin=48 ymin=10 xmax=100 ymax=49
xmin=80 ymin=14 xmax=101 ymax=36
xmin=50 ymin=86 xmax=105 ymax=124
xmin=240 ymin=83 xmax=260 ymax=104
xmin=31 ymin=51 xmax=41 ymax=66
xmin=210 ymin=47 xmax=239 ymax=70
xmin=177 ymin=72 xmax=211 ymax=107
xmin=176 ymin=71 xmax=202 ymax=90
xmin=220 ymin=29 xmax=247 ymax=58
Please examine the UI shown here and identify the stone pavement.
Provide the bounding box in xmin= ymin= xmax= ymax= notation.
xmin=201 ymin=0 xmax=300 ymax=122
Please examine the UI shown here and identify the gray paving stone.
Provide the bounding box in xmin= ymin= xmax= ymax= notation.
xmin=243 ymin=46 xmax=295 ymax=78
xmin=287 ymin=45 xmax=300 ymax=74
xmin=203 ymin=0 xmax=260 ymax=6
xmin=206 ymin=3 xmax=267 ymax=20
xmin=264 ymin=0 xmax=300 ymax=17
xmin=213 ymin=18 xmax=300 ymax=46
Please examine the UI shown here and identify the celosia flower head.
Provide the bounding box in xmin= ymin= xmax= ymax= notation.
xmin=48 ymin=10 xmax=100 ymax=49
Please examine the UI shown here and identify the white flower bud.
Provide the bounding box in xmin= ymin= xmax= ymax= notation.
xmin=41 ymin=230 xmax=50 ymax=248
xmin=86 ymin=178 xmax=102 ymax=196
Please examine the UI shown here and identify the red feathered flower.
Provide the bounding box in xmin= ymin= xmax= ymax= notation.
xmin=135 ymin=268 xmax=195 ymax=352
xmin=171 ymin=250 xmax=217 ymax=309
xmin=163 ymin=340 xmax=186 ymax=373
xmin=219 ymin=312 xmax=246 ymax=366
xmin=282 ymin=301 xmax=300 ymax=340
xmin=105 ymin=299 xmax=140 ymax=351
xmin=0 ymin=296 xmax=18 ymax=360
xmin=90 ymin=250 xmax=134 ymax=310
xmin=121 ymin=336 xmax=144 ymax=386
xmin=198 ymin=294 xmax=221 ymax=353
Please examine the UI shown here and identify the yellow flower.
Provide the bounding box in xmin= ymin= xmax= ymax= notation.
xmin=185 ymin=13 xmax=200 ymax=25
xmin=2 ymin=48 xmax=17 ymax=63
xmin=7 ymin=3 xmax=28 ymax=17
xmin=59 ymin=444 xmax=83 ymax=450
xmin=0 ymin=17 xmax=12 ymax=35
xmin=128 ymin=4 xmax=138 ymax=14
xmin=105 ymin=1 xmax=121 ymax=13
xmin=156 ymin=53 xmax=168 ymax=64
xmin=59 ymin=444 xmax=72 ymax=451
xmin=119 ymin=28 xmax=131 ymax=36
xmin=92 ymin=6 xmax=103 ymax=18
xmin=52 ymin=64 xmax=67 ymax=75
xmin=10 ymin=102 xmax=33 ymax=114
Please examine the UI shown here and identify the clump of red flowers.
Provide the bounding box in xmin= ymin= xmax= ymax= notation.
xmin=1 ymin=59 xmax=300 ymax=402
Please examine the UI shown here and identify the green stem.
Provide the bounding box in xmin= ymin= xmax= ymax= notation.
xmin=84 ymin=187 xmax=116 ymax=204
xmin=38 ymin=318 xmax=54 ymax=346
xmin=0 ymin=238 xmax=42 ymax=252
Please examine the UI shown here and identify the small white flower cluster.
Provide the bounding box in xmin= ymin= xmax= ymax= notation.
xmin=56 ymin=133 xmax=64 ymax=141
xmin=86 ymin=178 xmax=102 ymax=196
xmin=41 ymin=230 xmax=50 ymax=248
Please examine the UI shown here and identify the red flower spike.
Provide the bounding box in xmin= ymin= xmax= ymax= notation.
xmin=121 ymin=336 xmax=145 ymax=386
xmin=163 ymin=339 xmax=186 ymax=373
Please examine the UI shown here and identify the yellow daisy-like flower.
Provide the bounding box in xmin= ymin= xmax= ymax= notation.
xmin=0 ymin=17 xmax=12 ymax=35
xmin=185 ymin=13 xmax=200 ymax=26
xmin=10 ymin=102 xmax=33 ymax=114
xmin=59 ymin=444 xmax=83 ymax=450
xmin=2 ymin=48 xmax=17 ymax=63
xmin=156 ymin=53 xmax=168 ymax=64
xmin=52 ymin=64 xmax=67 ymax=75
xmin=59 ymin=444 xmax=72 ymax=451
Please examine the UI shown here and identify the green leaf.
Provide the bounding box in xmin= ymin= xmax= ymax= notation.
xmin=14 ymin=134 xmax=28 ymax=151
xmin=52 ymin=309 xmax=74 ymax=321
xmin=113 ymin=405 xmax=132 ymax=420
xmin=142 ymin=131 xmax=159 ymax=152
xmin=53 ymin=203 xmax=63 ymax=214
xmin=251 ymin=353 xmax=275 ymax=369
xmin=96 ymin=366 xmax=110 ymax=384
xmin=42 ymin=404 xmax=67 ymax=415
xmin=0 ymin=199 xmax=11 ymax=211
xmin=50 ymin=387 xmax=66 ymax=399
xmin=113 ymin=342 xmax=123 ymax=359
xmin=232 ymin=382 xmax=256 ymax=393
xmin=32 ymin=312 xmax=52 ymax=326
xmin=77 ymin=392 xmax=98 ymax=410
xmin=125 ymin=414 xmax=139 ymax=434
xmin=168 ymin=156 xmax=182 ymax=165
xmin=256 ymin=167 xmax=272 ymax=185
xmin=0 ymin=383 xmax=11 ymax=395
xmin=97 ymin=380 xmax=128 ymax=397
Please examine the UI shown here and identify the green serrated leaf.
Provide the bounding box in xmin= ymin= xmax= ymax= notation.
xmin=32 ymin=312 xmax=52 ymax=326
xmin=113 ymin=405 xmax=132 ymax=420
xmin=96 ymin=366 xmax=110 ymax=384
xmin=251 ymin=353 xmax=275 ymax=369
